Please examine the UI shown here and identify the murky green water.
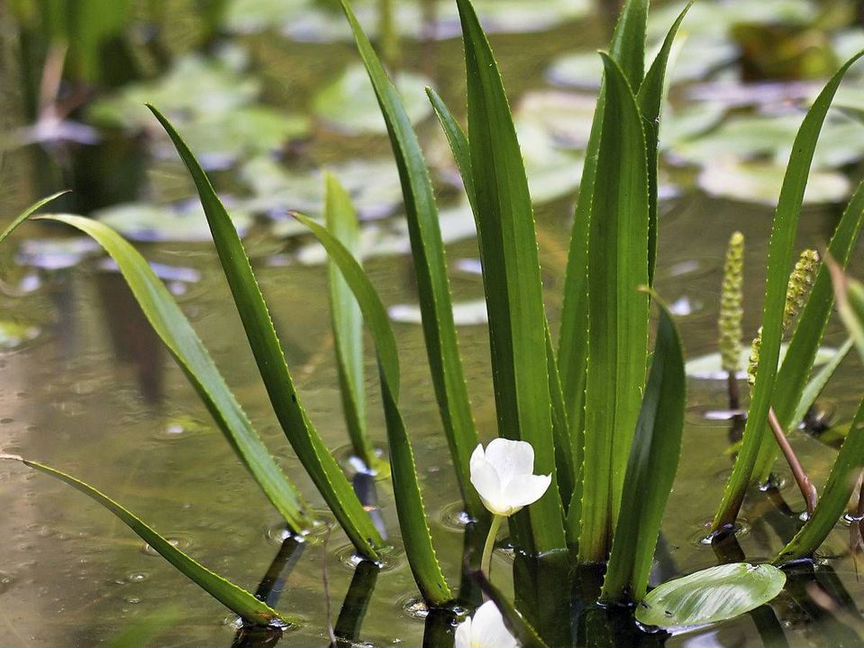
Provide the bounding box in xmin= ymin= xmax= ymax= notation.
xmin=2 ymin=1 xmax=864 ymax=646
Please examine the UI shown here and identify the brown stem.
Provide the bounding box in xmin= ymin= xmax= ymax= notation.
xmin=768 ymin=408 xmax=818 ymax=515
xmin=727 ymin=371 xmax=741 ymax=411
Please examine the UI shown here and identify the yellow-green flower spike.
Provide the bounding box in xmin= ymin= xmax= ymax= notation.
xmin=783 ymin=249 xmax=820 ymax=333
xmin=747 ymin=327 xmax=762 ymax=388
xmin=719 ymin=232 xmax=745 ymax=375
xmin=749 ymin=249 xmax=820 ymax=388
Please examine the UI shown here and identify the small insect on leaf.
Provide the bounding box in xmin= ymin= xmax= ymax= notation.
xmin=636 ymin=563 xmax=786 ymax=629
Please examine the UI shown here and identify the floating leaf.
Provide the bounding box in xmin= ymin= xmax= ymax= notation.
xmin=16 ymin=237 xmax=101 ymax=270
xmin=388 ymin=299 xmax=488 ymax=326
xmin=88 ymin=54 xmax=259 ymax=129
xmin=636 ymin=563 xmax=786 ymax=629
xmin=243 ymin=157 xmax=404 ymax=222
xmin=224 ymin=0 xmax=589 ymax=40
xmin=313 ymin=64 xmax=432 ymax=135
xmin=685 ymin=344 xmax=840 ymax=380
xmin=698 ymin=159 xmax=850 ymax=206
xmin=94 ymin=202 xmax=254 ymax=243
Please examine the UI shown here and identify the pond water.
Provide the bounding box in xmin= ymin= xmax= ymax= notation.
xmin=1 ymin=1 xmax=864 ymax=646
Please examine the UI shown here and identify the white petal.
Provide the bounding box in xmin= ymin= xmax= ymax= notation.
xmin=485 ymin=438 xmax=535 ymax=485
xmin=502 ymin=473 xmax=552 ymax=509
xmin=470 ymin=457 xmax=509 ymax=516
xmin=471 ymin=601 xmax=519 ymax=648
xmin=470 ymin=443 xmax=486 ymax=469
xmin=454 ymin=615 xmax=472 ymax=648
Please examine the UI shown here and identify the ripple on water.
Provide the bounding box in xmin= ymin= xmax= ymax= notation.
xmin=438 ymin=501 xmax=474 ymax=531
xmin=399 ymin=595 xmax=429 ymax=620
xmin=688 ymin=518 xmax=751 ymax=547
xmin=0 ymin=572 xmax=15 ymax=595
xmin=335 ymin=542 xmax=405 ymax=573
xmin=141 ymin=534 xmax=192 ymax=556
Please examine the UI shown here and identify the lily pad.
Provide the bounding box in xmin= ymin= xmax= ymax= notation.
xmin=548 ymin=37 xmax=737 ymax=89
xmin=389 ymin=299 xmax=487 ymax=326
xmin=648 ymin=0 xmax=816 ymax=41
xmin=313 ymin=63 xmax=432 ymax=135
xmin=16 ymin=237 xmax=101 ymax=270
xmin=88 ymin=54 xmax=259 ymax=130
xmin=0 ymin=321 xmax=41 ymax=350
xmin=290 ymin=203 xmax=476 ymax=265
xmin=242 ymin=157 xmax=404 ymax=221
xmin=94 ymin=202 xmax=254 ymax=243
xmin=223 ymin=0 xmax=589 ymax=40
xmin=698 ymin=159 xmax=850 ymax=206
xmin=160 ymin=107 xmax=310 ymax=170
xmin=672 ymin=113 xmax=864 ymax=170
xmin=686 ymin=344 xmax=840 ymax=380
xmin=636 ymin=563 xmax=786 ymax=629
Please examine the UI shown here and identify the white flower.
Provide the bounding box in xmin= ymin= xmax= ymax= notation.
xmin=455 ymin=601 xmax=519 ymax=648
xmin=469 ymin=439 xmax=552 ymax=517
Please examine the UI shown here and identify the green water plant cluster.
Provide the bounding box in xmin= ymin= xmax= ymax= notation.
xmin=3 ymin=0 xmax=864 ymax=644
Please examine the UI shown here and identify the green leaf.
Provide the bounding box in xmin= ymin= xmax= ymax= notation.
xmin=776 ymin=395 xmax=864 ymax=562
xmin=752 ymin=183 xmax=864 ymax=482
xmin=578 ymin=53 xmax=651 ymax=563
xmin=1 ymin=212 xmax=311 ymax=533
xmin=340 ymin=0 xmax=484 ymax=523
xmin=558 ymin=0 xmax=648 ymax=546
xmin=637 ymin=1 xmax=692 ymax=284
xmin=712 ymin=50 xmax=864 ymax=533
xmin=602 ymin=302 xmax=686 ymax=603
xmin=149 ymin=106 xmax=384 ymax=559
xmin=455 ymin=0 xmax=565 ymax=553
xmin=294 ymin=212 xmax=452 ymax=606
xmin=832 ymin=266 xmax=864 ymax=364
xmin=0 ymin=192 xmax=68 ymax=245
xmin=325 ymin=174 xmax=376 ymax=469
xmin=789 ymin=338 xmax=853 ymax=431
xmin=0 ymin=455 xmax=284 ymax=626
xmin=426 ymin=88 xmax=576 ymax=513
xmin=636 ymin=563 xmax=786 ymax=629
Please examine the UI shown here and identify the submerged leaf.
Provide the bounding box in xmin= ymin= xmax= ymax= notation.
xmin=636 ymin=563 xmax=786 ymax=629
xmin=0 ymin=455 xmax=286 ymax=626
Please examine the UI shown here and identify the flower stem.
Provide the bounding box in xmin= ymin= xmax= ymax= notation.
xmin=481 ymin=514 xmax=505 ymax=577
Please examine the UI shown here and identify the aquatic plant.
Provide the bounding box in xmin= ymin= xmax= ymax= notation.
xmin=3 ymin=0 xmax=864 ymax=643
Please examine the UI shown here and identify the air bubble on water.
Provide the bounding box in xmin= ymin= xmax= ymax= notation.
xmin=399 ymin=595 xmax=429 ymax=620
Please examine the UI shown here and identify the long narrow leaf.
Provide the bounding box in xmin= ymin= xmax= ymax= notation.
xmin=455 ymin=0 xmax=565 ymax=553
xmin=150 ymin=106 xmax=384 ymax=559
xmin=326 ymin=174 xmax=375 ymax=468
xmin=339 ymin=0 xmax=484 ymax=523
xmin=754 ymin=180 xmax=864 ymax=480
xmin=558 ymin=0 xmax=649 ymax=547
xmin=1 ymin=211 xmax=311 ymax=533
xmin=601 ymin=302 xmax=686 ymax=603
xmin=637 ymin=2 xmax=692 ymax=283
xmin=776 ymin=396 xmax=864 ymax=562
xmin=0 ymin=454 xmax=284 ymax=626
xmin=712 ymin=51 xmax=864 ymax=532
xmin=0 ymin=192 xmax=67 ymax=244
xmin=426 ymin=88 xmax=575 ymax=512
xmin=579 ymin=53 xmax=651 ymax=563
xmin=294 ymin=211 xmax=453 ymax=606
xmin=791 ymin=338 xmax=853 ymax=431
